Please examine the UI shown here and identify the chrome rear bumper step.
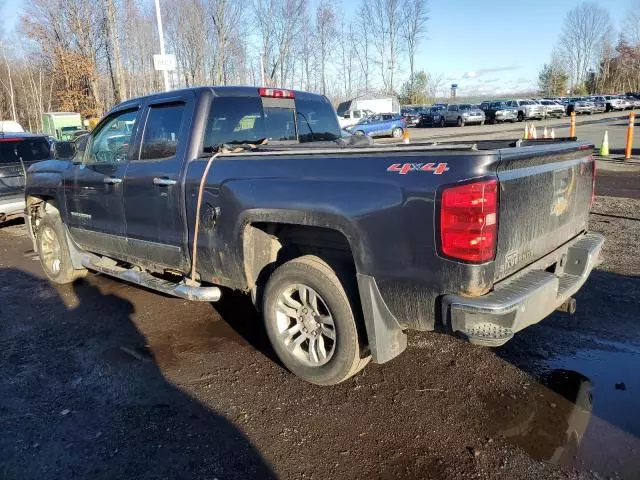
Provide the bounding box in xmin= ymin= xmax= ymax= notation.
xmin=81 ymin=256 xmax=221 ymax=302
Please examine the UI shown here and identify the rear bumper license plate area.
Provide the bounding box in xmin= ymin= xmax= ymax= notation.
xmin=441 ymin=233 xmax=604 ymax=347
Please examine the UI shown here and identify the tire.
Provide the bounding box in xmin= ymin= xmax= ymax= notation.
xmin=457 ymin=117 xmax=465 ymax=127
xmin=36 ymin=212 xmax=87 ymax=284
xmin=439 ymin=117 xmax=446 ymax=128
xmin=391 ymin=127 xmax=403 ymax=138
xmin=517 ymin=112 xmax=524 ymax=122
xmin=262 ymin=255 xmax=370 ymax=385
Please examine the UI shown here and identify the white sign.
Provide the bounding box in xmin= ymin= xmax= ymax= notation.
xmin=153 ymin=54 xmax=176 ymax=71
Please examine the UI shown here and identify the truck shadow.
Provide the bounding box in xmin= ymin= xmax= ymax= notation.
xmin=0 ymin=268 xmax=276 ymax=480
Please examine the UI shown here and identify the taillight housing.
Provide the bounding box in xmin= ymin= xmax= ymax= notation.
xmin=439 ymin=179 xmax=499 ymax=263
xmin=258 ymin=87 xmax=295 ymax=99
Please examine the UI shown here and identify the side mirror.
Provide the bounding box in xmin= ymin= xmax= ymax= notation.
xmin=53 ymin=141 xmax=77 ymax=160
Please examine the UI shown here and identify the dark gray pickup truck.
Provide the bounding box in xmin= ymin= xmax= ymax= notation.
xmin=25 ymin=86 xmax=604 ymax=385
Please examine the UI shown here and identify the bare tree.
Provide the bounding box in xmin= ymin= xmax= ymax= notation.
xmin=103 ymin=0 xmax=125 ymax=103
xmin=558 ymin=2 xmax=612 ymax=89
xmin=402 ymin=0 xmax=429 ymax=103
xmin=316 ymin=1 xmax=336 ymax=95
xmin=209 ymin=0 xmax=244 ymax=85
xmin=362 ymin=0 xmax=403 ymax=94
xmin=0 ymin=40 xmax=18 ymax=121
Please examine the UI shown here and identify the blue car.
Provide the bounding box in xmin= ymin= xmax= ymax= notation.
xmin=348 ymin=113 xmax=406 ymax=138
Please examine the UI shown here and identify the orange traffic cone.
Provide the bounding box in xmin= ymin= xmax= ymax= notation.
xmin=402 ymin=128 xmax=410 ymax=144
xmin=531 ymin=124 xmax=537 ymax=139
xmin=550 ymin=128 xmax=555 ymax=139
xmin=543 ymin=126 xmax=548 ymax=139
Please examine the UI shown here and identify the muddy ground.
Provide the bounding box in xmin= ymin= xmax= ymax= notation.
xmin=1 ymin=194 xmax=639 ymax=480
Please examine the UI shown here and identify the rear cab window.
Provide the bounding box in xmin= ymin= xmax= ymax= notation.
xmin=203 ymin=92 xmax=341 ymax=151
xmin=0 ymin=137 xmax=50 ymax=164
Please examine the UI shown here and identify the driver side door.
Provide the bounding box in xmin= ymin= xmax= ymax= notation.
xmin=65 ymin=108 xmax=141 ymax=254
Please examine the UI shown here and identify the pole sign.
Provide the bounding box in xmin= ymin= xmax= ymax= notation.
xmin=153 ymin=54 xmax=176 ymax=71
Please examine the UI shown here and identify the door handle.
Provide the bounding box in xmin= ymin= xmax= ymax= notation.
xmin=103 ymin=177 xmax=122 ymax=185
xmin=153 ymin=177 xmax=177 ymax=186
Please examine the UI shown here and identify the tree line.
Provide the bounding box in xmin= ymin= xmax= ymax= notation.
xmin=0 ymin=0 xmax=429 ymax=131
xmin=538 ymin=1 xmax=640 ymax=96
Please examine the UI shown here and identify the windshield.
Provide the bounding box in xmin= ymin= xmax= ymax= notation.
xmin=459 ymin=104 xmax=472 ymax=110
xmin=0 ymin=137 xmax=51 ymax=164
xmin=203 ymin=96 xmax=341 ymax=149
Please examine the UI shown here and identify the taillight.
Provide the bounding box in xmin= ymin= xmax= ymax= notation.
xmin=258 ymin=87 xmax=295 ymax=99
xmin=590 ymin=156 xmax=596 ymax=209
xmin=440 ymin=179 xmax=499 ymax=263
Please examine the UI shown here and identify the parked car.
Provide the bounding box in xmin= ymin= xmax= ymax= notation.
xmin=479 ymin=101 xmax=518 ymax=124
xmin=400 ymin=107 xmax=420 ymax=127
xmin=623 ymin=95 xmax=640 ymax=109
xmin=348 ymin=113 xmax=406 ymax=138
xmin=539 ymin=100 xmax=565 ymax=119
xmin=572 ymin=101 xmax=594 ymax=115
xmin=505 ymin=99 xmax=545 ymax=121
xmin=25 ymin=85 xmax=603 ymax=385
xmin=586 ymin=96 xmax=607 ymax=114
xmin=0 ymin=132 xmax=53 ymax=223
xmin=603 ymin=95 xmax=626 ymax=112
xmin=440 ymin=103 xmax=485 ymax=127
xmin=338 ymin=109 xmax=374 ymax=129
xmin=416 ymin=105 xmax=446 ymax=127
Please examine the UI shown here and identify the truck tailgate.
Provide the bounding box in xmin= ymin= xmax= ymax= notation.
xmin=493 ymin=144 xmax=594 ymax=281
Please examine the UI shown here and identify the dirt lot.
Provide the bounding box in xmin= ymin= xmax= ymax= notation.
xmin=1 ymin=195 xmax=639 ymax=479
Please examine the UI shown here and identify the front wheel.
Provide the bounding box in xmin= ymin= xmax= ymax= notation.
xmin=262 ymin=255 xmax=370 ymax=385
xmin=439 ymin=117 xmax=446 ymax=128
xmin=517 ymin=112 xmax=524 ymax=122
xmin=36 ymin=212 xmax=87 ymax=284
xmin=391 ymin=127 xmax=403 ymax=138
xmin=457 ymin=117 xmax=465 ymax=127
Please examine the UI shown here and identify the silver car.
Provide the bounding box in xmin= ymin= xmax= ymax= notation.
xmin=440 ymin=103 xmax=486 ymax=127
xmin=539 ymin=100 xmax=565 ymax=119
xmin=506 ymin=99 xmax=545 ymax=121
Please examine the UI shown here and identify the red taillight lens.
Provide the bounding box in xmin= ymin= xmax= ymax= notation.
xmin=440 ymin=179 xmax=498 ymax=263
xmin=590 ymin=156 xmax=596 ymax=209
xmin=258 ymin=87 xmax=295 ymax=99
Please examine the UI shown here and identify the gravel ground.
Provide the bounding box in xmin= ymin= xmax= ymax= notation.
xmin=1 ymin=196 xmax=639 ymax=480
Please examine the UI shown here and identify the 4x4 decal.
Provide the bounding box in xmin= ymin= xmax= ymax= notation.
xmin=387 ymin=162 xmax=449 ymax=175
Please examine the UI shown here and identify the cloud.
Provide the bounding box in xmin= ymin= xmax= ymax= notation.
xmin=474 ymin=66 xmax=520 ymax=76
xmin=463 ymin=71 xmax=477 ymax=79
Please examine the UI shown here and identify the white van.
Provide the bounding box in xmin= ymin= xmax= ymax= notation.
xmin=0 ymin=120 xmax=25 ymax=133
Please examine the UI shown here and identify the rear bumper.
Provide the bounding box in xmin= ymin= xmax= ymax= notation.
xmin=442 ymin=232 xmax=604 ymax=347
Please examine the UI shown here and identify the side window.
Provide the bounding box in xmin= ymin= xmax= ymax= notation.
xmin=354 ymin=110 xmax=362 ymax=119
xmin=139 ymin=103 xmax=185 ymax=160
xmin=86 ymin=110 xmax=138 ymax=165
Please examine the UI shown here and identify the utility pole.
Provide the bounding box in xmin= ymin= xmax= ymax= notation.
xmin=154 ymin=0 xmax=169 ymax=92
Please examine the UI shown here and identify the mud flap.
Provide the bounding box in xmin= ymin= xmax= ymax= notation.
xmin=356 ymin=273 xmax=407 ymax=364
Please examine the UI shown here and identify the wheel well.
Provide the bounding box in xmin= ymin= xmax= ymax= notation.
xmin=243 ymin=223 xmax=356 ymax=306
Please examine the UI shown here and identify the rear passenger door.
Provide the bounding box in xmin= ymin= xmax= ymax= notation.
xmin=122 ymin=92 xmax=194 ymax=270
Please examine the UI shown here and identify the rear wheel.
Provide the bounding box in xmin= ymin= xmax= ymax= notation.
xmin=517 ymin=112 xmax=524 ymax=122
xmin=262 ymin=255 xmax=370 ymax=385
xmin=36 ymin=212 xmax=86 ymax=284
xmin=439 ymin=117 xmax=446 ymax=128
xmin=457 ymin=117 xmax=465 ymax=127
xmin=391 ymin=127 xmax=403 ymax=138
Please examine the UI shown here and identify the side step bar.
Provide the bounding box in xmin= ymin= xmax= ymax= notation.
xmin=81 ymin=256 xmax=222 ymax=302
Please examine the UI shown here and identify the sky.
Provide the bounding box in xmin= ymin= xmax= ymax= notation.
xmin=1 ymin=0 xmax=633 ymax=95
